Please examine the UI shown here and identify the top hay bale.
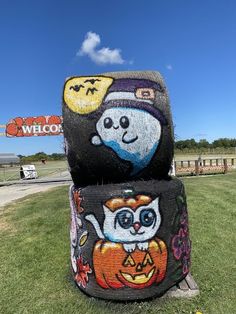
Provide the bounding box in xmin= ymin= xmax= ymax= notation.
xmin=62 ymin=71 xmax=174 ymax=186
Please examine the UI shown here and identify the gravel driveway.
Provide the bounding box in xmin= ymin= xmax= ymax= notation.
xmin=0 ymin=181 xmax=70 ymax=209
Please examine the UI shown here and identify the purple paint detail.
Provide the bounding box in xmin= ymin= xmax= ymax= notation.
xmin=103 ymin=100 xmax=168 ymax=125
xmin=182 ymin=255 xmax=191 ymax=275
xmin=108 ymin=78 xmax=163 ymax=93
xmin=172 ymin=228 xmax=186 ymax=260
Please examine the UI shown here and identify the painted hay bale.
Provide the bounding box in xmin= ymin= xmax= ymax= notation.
xmin=63 ymin=71 xmax=174 ymax=186
xmin=69 ymin=178 xmax=191 ymax=300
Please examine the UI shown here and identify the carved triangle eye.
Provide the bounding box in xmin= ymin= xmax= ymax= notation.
xmin=142 ymin=252 xmax=154 ymax=266
xmin=123 ymin=254 xmax=136 ymax=267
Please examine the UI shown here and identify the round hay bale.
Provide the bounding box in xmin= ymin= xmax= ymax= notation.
xmin=63 ymin=71 xmax=174 ymax=186
xmin=69 ymin=178 xmax=191 ymax=300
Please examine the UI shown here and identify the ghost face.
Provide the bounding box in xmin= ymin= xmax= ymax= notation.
xmin=92 ymin=107 xmax=162 ymax=175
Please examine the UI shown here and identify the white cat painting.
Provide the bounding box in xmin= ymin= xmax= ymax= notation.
xmin=85 ymin=195 xmax=161 ymax=252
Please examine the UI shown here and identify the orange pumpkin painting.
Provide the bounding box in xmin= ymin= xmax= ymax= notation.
xmin=93 ymin=238 xmax=167 ymax=289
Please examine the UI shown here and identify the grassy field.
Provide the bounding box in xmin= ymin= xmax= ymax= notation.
xmin=32 ymin=160 xmax=68 ymax=178
xmin=0 ymin=160 xmax=67 ymax=181
xmin=0 ymin=156 xmax=235 ymax=182
xmin=0 ymin=173 xmax=236 ymax=313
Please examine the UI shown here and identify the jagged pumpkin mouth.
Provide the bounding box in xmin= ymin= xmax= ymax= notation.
xmin=119 ymin=266 xmax=156 ymax=284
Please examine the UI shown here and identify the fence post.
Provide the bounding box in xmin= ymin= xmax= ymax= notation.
xmin=210 ymin=159 xmax=212 ymax=166
xmin=223 ymin=159 xmax=228 ymax=174
xmin=195 ymin=160 xmax=199 ymax=176
xmin=188 ymin=160 xmax=190 ymax=167
xmin=232 ymin=158 xmax=234 ymax=166
xmin=216 ymin=159 xmax=219 ymax=166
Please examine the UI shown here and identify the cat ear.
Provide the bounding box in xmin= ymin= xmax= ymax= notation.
xmin=149 ymin=197 xmax=159 ymax=209
xmin=103 ymin=205 xmax=111 ymax=214
xmin=103 ymin=205 xmax=115 ymax=221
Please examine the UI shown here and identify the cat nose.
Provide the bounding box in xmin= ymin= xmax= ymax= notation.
xmin=133 ymin=222 xmax=141 ymax=232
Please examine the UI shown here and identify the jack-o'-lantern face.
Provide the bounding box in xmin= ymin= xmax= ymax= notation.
xmin=118 ymin=251 xmax=156 ymax=287
xmin=93 ymin=238 xmax=167 ymax=289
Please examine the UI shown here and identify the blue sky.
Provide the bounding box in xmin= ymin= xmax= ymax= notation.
xmin=0 ymin=0 xmax=235 ymax=155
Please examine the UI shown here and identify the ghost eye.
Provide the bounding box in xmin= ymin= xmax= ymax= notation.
xmin=140 ymin=209 xmax=156 ymax=227
xmin=104 ymin=117 xmax=113 ymax=129
xmin=116 ymin=210 xmax=134 ymax=229
xmin=120 ymin=116 xmax=129 ymax=129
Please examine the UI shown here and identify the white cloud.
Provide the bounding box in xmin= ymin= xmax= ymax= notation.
xmin=166 ymin=64 xmax=173 ymax=70
xmin=77 ymin=32 xmax=125 ymax=65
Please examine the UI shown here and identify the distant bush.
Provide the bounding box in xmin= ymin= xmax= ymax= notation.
xmin=18 ymin=137 xmax=236 ymax=162
xmin=175 ymin=138 xmax=236 ymax=154
xmin=19 ymin=152 xmax=66 ymax=163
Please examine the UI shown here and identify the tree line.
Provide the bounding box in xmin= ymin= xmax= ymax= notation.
xmin=175 ymin=138 xmax=236 ymax=150
xmin=18 ymin=152 xmax=65 ymax=163
xmin=17 ymin=137 xmax=236 ymax=162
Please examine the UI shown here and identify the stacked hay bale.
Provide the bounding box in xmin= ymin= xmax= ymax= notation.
xmin=63 ymin=71 xmax=191 ymax=300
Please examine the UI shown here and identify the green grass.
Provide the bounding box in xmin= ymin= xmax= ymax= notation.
xmin=0 ymin=160 xmax=67 ymax=181
xmin=0 ymin=173 xmax=236 ymax=313
xmin=33 ymin=160 xmax=67 ymax=178
xmin=0 ymin=167 xmax=20 ymax=181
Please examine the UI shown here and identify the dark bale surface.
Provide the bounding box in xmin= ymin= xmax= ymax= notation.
xmin=63 ymin=71 xmax=174 ymax=186
xmin=70 ymin=177 xmax=190 ymax=300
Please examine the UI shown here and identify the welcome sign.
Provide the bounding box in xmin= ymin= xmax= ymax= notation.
xmin=5 ymin=115 xmax=63 ymax=137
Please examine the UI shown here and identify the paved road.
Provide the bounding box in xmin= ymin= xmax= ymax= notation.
xmin=0 ymin=177 xmax=71 ymax=209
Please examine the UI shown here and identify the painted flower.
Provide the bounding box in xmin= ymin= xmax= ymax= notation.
xmin=180 ymin=206 xmax=188 ymax=224
xmin=71 ymin=248 xmax=77 ymax=274
xmin=173 ymin=197 xmax=191 ymax=275
xmin=181 ymin=218 xmax=189 ymax=236
xmin=182 ymin=255 xmax=191 ymax=275
xmin=48 ymin=115 xmax=62 ymax=135
xmin=74 ymin=255 xmax=92 ymax=288
xmin=48 ymin=115 xmax=61 ymax=124
xmin=172 ymin=228 xmax=186 ymax=260
xmin=172 ymin=225 xmax=191 ymax=275
xmin=6 ymin=116 xmax=45 ymax=137
xmin=73 ymin=190 xmax=84 ymax=213
xmin=32 ymin=116 xmax=47 ymax=136
xmin=178 ymin=203 xmax=190 ymax=237
xmin=183 ymin=237 xmax=191 ymax=255
xmin=6 ymin=117 xmax=24 ymax=137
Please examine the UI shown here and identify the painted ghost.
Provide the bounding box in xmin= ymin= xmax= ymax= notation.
xmin=91 ymin=107 xmax=162 ymax=175
xmin=90 ymin=78 xmax=167 ymax=175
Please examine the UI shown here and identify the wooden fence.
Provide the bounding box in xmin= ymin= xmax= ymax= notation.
xmin=175 ymin=158 xmax=235 ymax=176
